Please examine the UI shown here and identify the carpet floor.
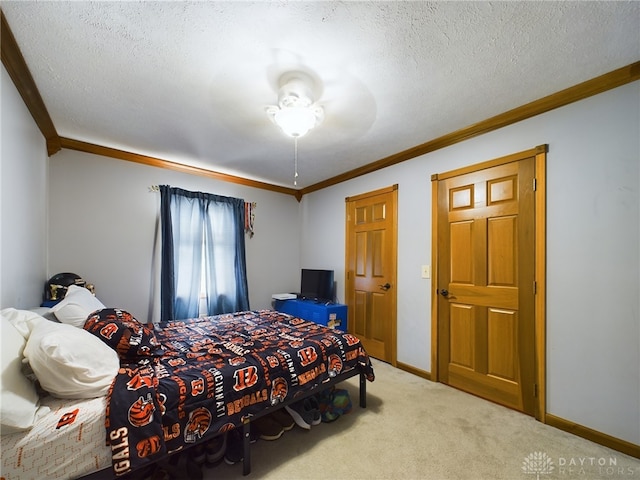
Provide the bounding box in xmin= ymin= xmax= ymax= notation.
xmin=197 ymin=358 xmax=638 ymax=480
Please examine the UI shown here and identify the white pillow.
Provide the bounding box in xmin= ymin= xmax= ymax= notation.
xmin=23 ymin=319 xmax=120 ymax=399
xmin=0 ymin=309 xmax=49 ymax=434
xmin=4 ymin=307 xmax=49 ymax=339
xmin=51 ymin=285 xmax=106 ymax=327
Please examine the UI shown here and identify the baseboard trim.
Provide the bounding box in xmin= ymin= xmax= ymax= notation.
xmin=545 ymin=414 xmax=640 ymax=459
xmin=396 ymin=361 xmax=431 ymax=380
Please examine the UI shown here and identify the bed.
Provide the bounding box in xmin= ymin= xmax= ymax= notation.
xmin=1 ymin=294 xmax=374 ymax=480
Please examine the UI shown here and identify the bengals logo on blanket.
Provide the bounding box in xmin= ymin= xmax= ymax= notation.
xmin=229 ymin=356 xmax=246 ymax=366
xmin=297 ymin=346 xmax=318 ymax=366
xmin=158 ymin=393 xmax=167 ymax=415
xmin=270 ymin=377 xmax=288 ymax=404
xmin=191 ymin=378 xmax=205 ymax=396
xmin=100 ymin=322 xmax=119 ymax=340
xmin=233 ymin=365 xmax=258 ymax=391
xmin=267 ymin=355 xmax=279 ymax=368
xmin=128 ymin=393 xmax=155 ymax=428
xmin=136 ymin=435 xmax=162 ymax=458
xmin=126 ymin=371 xmax=155 ymax=391
xmin=220 ymin=422 xmax=236 ymax=433
xmin=168 ymin=358 xmax=186 ymax=367
xmin=342 ymin=334 xmax=361 ymax=346
xmin=184 ymin=407 xmax=212 ymax=443
xmin=328 ymin=354 xmax=343 ymax=377
xmin=321 ymin=338 xmax=333 ymax=348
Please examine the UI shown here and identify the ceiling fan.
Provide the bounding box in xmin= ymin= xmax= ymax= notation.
xmin=205 ymin=54 xmax=376 ymax=185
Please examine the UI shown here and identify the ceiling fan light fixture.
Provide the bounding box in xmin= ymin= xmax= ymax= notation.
xmin=273 ymin=105 xmax=321 ymax=137
xmin=268 ymin=73 xmax=324 ymax=138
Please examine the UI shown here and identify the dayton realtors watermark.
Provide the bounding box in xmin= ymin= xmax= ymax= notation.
xmin=522 ymin=452 xmax=640 ymax=478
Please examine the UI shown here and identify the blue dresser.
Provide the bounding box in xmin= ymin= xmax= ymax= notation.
xmin=274 ymin=299 xmax=348 ymax=331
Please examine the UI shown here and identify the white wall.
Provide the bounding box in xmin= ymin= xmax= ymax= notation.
xmin=301 ymin=81 xmax=640 ymax=445
xmin=47 ymin=150 xmax=302 ymax=321
xmin=0 ymin=66 xmax=48 ymax=308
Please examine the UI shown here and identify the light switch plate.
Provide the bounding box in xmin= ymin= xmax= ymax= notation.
xmin=421 ymin=265 xmax=430 ymax=279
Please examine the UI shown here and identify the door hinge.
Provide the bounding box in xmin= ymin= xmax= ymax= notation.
xmin=534 ymin=383 xmax=538 ymax=397
xmin=533 ymin=178 xmax=537 ymax=191
xmin=533 ymin=281 xmax=537 ymax=295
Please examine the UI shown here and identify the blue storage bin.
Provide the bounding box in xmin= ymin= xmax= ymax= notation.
xmin=274 ymin=299 xmax=347 ymax=330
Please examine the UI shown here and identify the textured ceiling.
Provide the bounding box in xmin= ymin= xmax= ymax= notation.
xmin=2 ymin=1 xmax=639 ymax=189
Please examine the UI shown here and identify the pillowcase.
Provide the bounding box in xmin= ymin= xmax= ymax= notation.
xmin=23 ymin=318 xmax=120 ymax=399
xmin=51 ymin=285 xmax=106 ymax=327
xmin=83 ymin=308 xmax=163 ymax=361
xmin=5 ymin=307 xmax=50 ymax=339
xmin=0 ymin=308 xmax=49 ymax=434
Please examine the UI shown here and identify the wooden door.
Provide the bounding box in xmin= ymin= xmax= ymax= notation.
xmin=435 ymin=154 xmax=536 ymax=415
xmin=345 ymin=185 xmax=397 ymax=364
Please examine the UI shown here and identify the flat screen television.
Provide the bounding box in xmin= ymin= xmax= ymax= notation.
xmin=300 ymin=269 xmax=335 ymax=303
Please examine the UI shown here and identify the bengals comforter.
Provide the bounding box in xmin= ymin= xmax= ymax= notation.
xmin=92 ymin=309 xmax=375 ymax=476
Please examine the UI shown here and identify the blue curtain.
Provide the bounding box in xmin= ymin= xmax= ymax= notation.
xmin=160 ymin=186 xmax=250 ymax=321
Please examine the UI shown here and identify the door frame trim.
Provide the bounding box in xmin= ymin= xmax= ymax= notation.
xmin=430 ymin=145 xmax=547 ymax=421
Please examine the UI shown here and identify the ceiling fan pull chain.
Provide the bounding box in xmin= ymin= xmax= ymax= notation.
xmin=294 ymin=136 xmax=299 ymax=186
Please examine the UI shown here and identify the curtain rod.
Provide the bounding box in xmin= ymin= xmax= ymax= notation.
xmin=148 ymin=185 xmax=256 ymax=207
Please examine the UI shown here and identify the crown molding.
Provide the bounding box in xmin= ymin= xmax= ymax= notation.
xmin=1 ymin=10 xmax=61 ymax=156
xmin=59 ymin=137 xmax=299 ymax=197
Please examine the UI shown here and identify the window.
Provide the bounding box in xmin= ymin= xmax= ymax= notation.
xmin=160 ymin=186 xmax=249 ymax=321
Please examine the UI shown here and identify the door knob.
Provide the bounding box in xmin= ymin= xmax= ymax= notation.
xmin=379 ymin=283 xmax=391 ymax=291
xmin=440 ymin=289 xmax=449 ymax=297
